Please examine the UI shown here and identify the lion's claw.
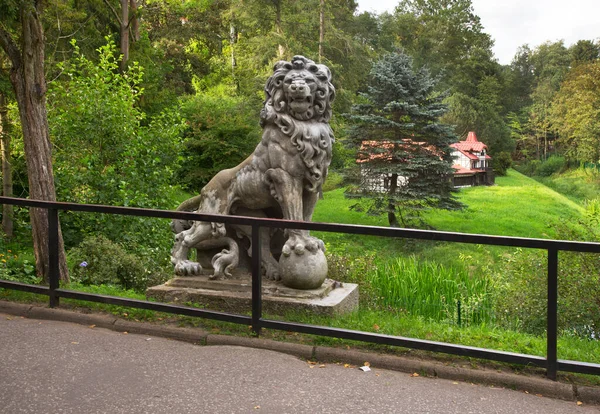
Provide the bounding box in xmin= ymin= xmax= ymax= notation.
xmin=283 ymin=234 xmax=324 ymax=257
xmin=174 ymin=260 xmax=202 ymax=276
xmin=263 ymin=262 xmax=281 ymax=281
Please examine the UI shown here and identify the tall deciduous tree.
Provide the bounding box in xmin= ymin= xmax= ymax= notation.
xmin=569 ymin=40 xmax=600 ymax=67
xmin=393 ymin=0 xmax=495 ymax=94
xmin=0 ymin=0 xmax=69 ymax=282
xmin=346 ymin=52 xmax=461 ymax=227
xmin=102 ymin=0 xmax=140 ymax=71
xmin=551 ymin=61 xmax=600 ymax=164
xmin=505 ymin=45 xmax=535 ymax=113
xmin=0 ymin=91 xmax=13 ymax=238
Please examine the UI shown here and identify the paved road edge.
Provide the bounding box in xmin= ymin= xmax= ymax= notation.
xmin=1 ymin=300 xmax=598 ymax=406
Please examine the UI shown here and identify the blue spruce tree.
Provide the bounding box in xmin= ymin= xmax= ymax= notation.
xmin=346 ymin=51 xmax=462 ymax=227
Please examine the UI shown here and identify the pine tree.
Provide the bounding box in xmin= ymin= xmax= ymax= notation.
xmin=346 ymin=52 xmax=461 ymax=227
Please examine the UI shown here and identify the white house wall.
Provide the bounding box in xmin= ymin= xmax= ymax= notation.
xmin=452 ymin=150 xmax=471 ymax=169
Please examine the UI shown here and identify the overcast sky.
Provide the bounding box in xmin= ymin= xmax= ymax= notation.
xmin=356 ymin=0 xmax=600 ymax=65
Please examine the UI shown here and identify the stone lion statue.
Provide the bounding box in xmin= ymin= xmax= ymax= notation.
xmin=171 ymin=55 xmax=335 ymax=289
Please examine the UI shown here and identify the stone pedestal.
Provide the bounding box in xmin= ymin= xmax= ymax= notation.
xmin=146 ymin=274 xmax=358 ymax=317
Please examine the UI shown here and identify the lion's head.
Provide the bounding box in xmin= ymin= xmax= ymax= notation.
xmin=261 ymin=56 xmax=335 ymax=125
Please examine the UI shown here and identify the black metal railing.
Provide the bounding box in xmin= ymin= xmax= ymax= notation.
xmin=0 ymin=196 xmax=599 ymax=380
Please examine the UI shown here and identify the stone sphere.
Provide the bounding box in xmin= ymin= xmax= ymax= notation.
xmin=280 ymin=249 xmax=328 ymax=290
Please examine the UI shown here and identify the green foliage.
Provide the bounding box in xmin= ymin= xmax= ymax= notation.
xmin=47 ymin=39 xmax=185 ymax=248
xmin=321 ymin=171 xmax=344 ymax=192
xmin=513 ymin=159 xmax=541 ymax=177
xmin=325 ymin=250 xmax=379 ymax=309
xmin=370 ymin=256 xmax=494 ymax=325
xmin=495 ymin=220 xmax=600 ymax=339
xmin=492 ymin=152 xmax=512 ymax=176
xmin=551 ymin=61 xmax=600 ymax=164
xmin=442 ymin=92 xmax=514 ymax=155
xmin=534 ymin=167 xmax=600 ymax=203
xmin=345 ymin=51 xmax=461 ymax=227
xmin=505 ymin=46 xmax=535 ymax=112
xmin=0 ymin=243 xmax=37 ymax=285
xmin=535 ymin=155 xmax=566 ymax=177
xmin=177 ymin=87 xmax=261 ymax=191
xmin=67 ymin=235 xmax=169 ymax=292
xmin=393 ymin=0 xmax=495 ymax=95
xmin=530 ymin=41 xmax=571 ymax=92
xmin=569 ymin=40 xmax=600 ymax=67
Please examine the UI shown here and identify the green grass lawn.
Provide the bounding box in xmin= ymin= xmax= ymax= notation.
xmin=313 ymin=168 xmax=593 ymax=269
xmin=424 ymin=169 xmax=585 ymax=239
xmin=315 ymin=169 xmax=587 ymax=241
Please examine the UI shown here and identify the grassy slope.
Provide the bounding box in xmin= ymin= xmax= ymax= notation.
xmin=423 ymin=169 xmax=585 ymax=239
xmin=315 ymin=169 xmax=585 ymax=239
xmin=313 ymin=169 xmax=589 ymax=267
xmin=536 ymin=167 xmax=600 ymax=203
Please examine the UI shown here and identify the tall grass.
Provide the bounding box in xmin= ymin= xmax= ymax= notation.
xmin=369 ymin=256 xmax=494 ymax=326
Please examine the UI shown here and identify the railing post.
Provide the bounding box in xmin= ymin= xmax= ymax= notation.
xmin=251 ymin=224 xmax=262 ymax=336
xmin=547 ymin=248 xmax=558 ymax=380
xmin=48 ymin=208 xmax=60 ymax=308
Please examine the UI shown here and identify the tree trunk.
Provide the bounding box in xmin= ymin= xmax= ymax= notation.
xmin=318 ymin=0 xmax=325 ymax=63
xmin=129 ymin=0 xmax=139 ymax=42
xmin=230 ymin=20 xmax=236 ymax=83
xmin=120 ymin=0 xmax=129 ymax=72
xmin=387 ymin=173 xmax=399 ymax=227
xmin=274 ymin=1 xmax=285 ymax=58
xmin=0 ymin=2 xmax=69 ymax=282
xmin=0 ymin=93 xmax=13 ymax=238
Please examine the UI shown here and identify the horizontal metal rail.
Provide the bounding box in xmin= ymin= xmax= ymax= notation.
xmin=0 ymin=279 xmax=50 ymax=295
xmin=260 ymin=319 xmax=548 ymax=367
xmin=55 ymin=289 xmax=252 ymax=325
xmin=1 ymin=196 xmax=599 ymax=252
xmin=0 ymin=196 xmax=599 ymax=379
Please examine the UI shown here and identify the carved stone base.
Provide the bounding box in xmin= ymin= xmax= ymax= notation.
xmin=146 ymin=274 xmax=358 ymax=317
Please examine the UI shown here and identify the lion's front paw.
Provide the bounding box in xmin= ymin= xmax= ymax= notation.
xmin=174 ymin=260 xmax=202 ymax=276
xmin=282 ymin=234 xmax=325 ymax=257
xmin=263 ymin=262 xmax=281 ymax=281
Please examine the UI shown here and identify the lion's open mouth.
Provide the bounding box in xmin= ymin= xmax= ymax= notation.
xmin=289 ymin=95 xmax=313 ymax=113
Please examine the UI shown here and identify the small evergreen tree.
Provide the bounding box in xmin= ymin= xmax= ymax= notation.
xmin=346 ymin=52 xmax=461 ymax=227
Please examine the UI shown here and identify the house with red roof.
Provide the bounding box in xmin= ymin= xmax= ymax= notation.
xmin=356 ymin=139 xmax=435 ymax=192
xmin=450 ymin=131 xmax=494 ymax=187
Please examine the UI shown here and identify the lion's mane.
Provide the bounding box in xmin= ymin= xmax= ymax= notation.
xmin=260 ymin=56 xmax=336 ymax=192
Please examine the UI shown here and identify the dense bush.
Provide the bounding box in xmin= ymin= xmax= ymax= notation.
xmin=492 ymin=152 xmax=512 ymax=176
xmin=322 ymin=171 xmax=345 ymax=192
xmin=177 ymin=87 xmax=261 ymax=192
xmin=494 ymin=218 xmax=600 ymax=338
xmin=68 ymin=235 xmax=170 ymax=292
xmin=513 ymin=159 xmax=541 ymax=176
xmin=0 ymin=245 xmax=37 ymax=285
xmin=48 ymin=39 xmax=185 ymax=249
xmin=535 ymin=155 xmax=566 ymax=177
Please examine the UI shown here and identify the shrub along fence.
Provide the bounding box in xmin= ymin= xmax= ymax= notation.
xmin=0 ymin=196 xmax=599 ymax=381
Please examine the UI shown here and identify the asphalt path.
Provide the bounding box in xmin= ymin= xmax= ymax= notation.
xmin=0 ymin=313 xmax=596 ymax=414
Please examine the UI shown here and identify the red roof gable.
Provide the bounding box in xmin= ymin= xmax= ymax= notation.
xmin=450 ymin=131 xmax=488 ymax=153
